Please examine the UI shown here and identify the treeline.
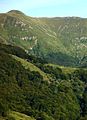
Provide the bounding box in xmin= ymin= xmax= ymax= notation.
xmin=0 ymin=43 xmax=47 ymax=65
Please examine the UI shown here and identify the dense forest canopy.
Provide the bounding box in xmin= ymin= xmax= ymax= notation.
xmin=0 ymin=43 xmax=87 ymax=120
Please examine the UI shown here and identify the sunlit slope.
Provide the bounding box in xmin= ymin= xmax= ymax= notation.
xmin=0 ymin=10 xmax=87 ymax=66
xmin=12 ymin=55 xmax=49 ymax=81
xmin=0 ymin=111 xmax=35 ymax=120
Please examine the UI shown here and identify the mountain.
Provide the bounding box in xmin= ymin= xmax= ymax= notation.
xmin=0 ymin=10 xmax=87 ymax=120
xmin=0 ymin=43 xmax=87 ymax=120
xmin=0 ymin=10 xmax=87 ymax=67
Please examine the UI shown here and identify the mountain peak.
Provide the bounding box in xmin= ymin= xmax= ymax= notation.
xmin=7 ymin=10 xmax=25 ymax=15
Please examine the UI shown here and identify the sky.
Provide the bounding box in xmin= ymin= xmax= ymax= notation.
xmin=0 ymin=0 xmax=87 ymax=18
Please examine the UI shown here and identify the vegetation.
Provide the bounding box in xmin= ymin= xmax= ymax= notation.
xmin=8 ymin=111 xmax=35 ymax=120
xmin=0 ymin=43 xmax=87 ymax=120
xmin=0 ymin=10 xmax=87 ymax=67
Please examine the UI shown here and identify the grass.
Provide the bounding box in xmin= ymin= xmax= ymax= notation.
xmin=12 ymin=55 xmax=49 ymax=81
xmin=0 ymin=111 xmax=36 ymax=120
xmin=0 ymin=11 xmax=87 ymax=67
xmin=46 ymin=63 xmax=77 ymax=74
xmin=46 ymin=63 xmax=87 ymax=75
xmin=9 ymin=111 xmax=35 ymax=120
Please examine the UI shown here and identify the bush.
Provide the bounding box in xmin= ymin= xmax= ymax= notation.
xmin=0 ymin=102 xmax=8 ymax=117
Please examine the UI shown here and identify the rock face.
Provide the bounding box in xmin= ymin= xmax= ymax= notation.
xmin=0 ymin=10 xmax=87 ymax=67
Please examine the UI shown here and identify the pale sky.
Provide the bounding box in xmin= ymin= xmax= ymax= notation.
xmin=0 ymin=0 xmax=87 ymax=17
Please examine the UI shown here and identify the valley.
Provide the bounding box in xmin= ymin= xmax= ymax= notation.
xmin=0 ymin=10 xmax=87 ymax=120
xmin=0 ymin=10 xmax=87 ymax=67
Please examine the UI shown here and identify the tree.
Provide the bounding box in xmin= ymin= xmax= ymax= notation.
xmin=0 ymin=102 xmax=8 ymax=117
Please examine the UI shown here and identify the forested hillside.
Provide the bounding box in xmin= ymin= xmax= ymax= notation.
xmin=0 ymin=43 xmax=87 ymax=120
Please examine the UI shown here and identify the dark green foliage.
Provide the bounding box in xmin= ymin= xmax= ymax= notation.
xmin=36 ymin=112 xmax=54 ymax=120
xmin=46 ymin=52 xmax=78 ymax=67
xmin=72 ymin=69 xmax=87 ymax=83
xmin=0 ymin=43 xmax=28 ymax=58
xmin=0 ymin=44 xmax=87 ymax=120
xmin=40 ymin=65 xmax=66 ymax=80
xmin=0 ymin=101 xmax=8 ymax=117
xmin=81 ymin=87 xmax=87 ymax=117
xmin=0 ymin=43 xmax=47 ymax=66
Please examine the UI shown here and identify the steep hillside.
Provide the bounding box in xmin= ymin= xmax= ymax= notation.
xmin=0 ymin=43 xmax=87 ymax=120
xmin=40 ymin=17 xmax=87 ymax=65
xmin=12 ymin=55 xmax=49 ymax=81
xmin=0 ymin=10 xmax=87 ymax=67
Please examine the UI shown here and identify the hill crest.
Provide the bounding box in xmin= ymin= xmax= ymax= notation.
xmin=0 ymin=10 xmax=87 ymax=67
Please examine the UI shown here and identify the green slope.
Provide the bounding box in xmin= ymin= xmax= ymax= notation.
xmin=9 ymin=111 xmax=35 ymax=120
xmin=0 ymin=111 xmax=35 ymax=120
xmin=0 ymin=43 xmax=87 ymax=120
xmin=12 ymin=55 xmax=49 ymax=81
xmin=45 ymin=63 xmax=77 ymax=74
xmin=0 ymin=10 xmax=87 ymax=67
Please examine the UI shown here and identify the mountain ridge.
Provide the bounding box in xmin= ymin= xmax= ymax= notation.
xmin=0 ymin=10 xmax=87 ymax=67
xmin=0 ymin=10 xmax=87 ymax=120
